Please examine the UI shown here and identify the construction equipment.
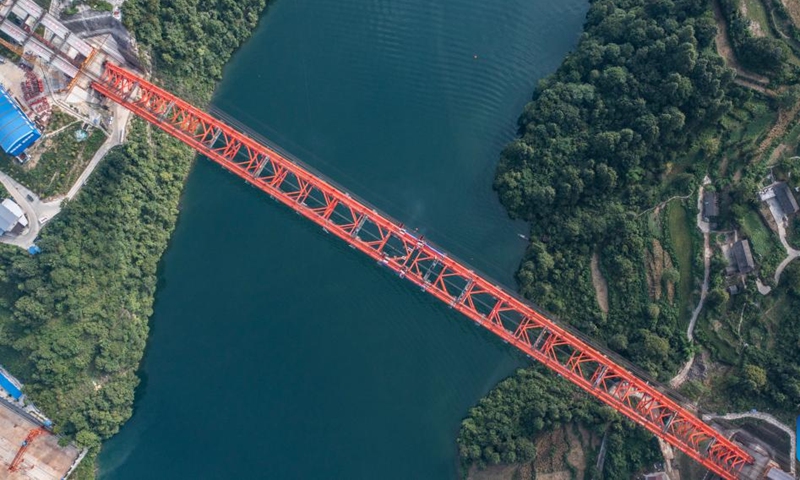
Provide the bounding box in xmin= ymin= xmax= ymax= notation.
xmin=8 ymin=426 xmax=46 ymax=472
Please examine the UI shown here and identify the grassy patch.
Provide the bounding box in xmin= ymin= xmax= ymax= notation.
xmin=740 ymin=209 xmax=778 ymax=260
xmin=45 ymin=109 xmax=78 ymax=134
xmin=645 ymin=210 xmax=661 ymax=238
xmin=699 ymin=312 xmax=740 ymax=364
xmin=741 ymin=103 xmax=778 ymax=145
xmin=783 ymin=120 xmax=800 ymax=151
xmin=0 ymin=128 xmax=106 ymax=199
xmin=744 ymin=0 xmax=772 ymax=36
xmin=666 ymin=201 xmax=694 ymax=321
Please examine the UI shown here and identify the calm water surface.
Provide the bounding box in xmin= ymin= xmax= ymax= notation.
xmin=98 ymin=0 xmax=587 ymax=478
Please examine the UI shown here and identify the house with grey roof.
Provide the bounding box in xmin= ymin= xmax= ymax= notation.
xmin=766 ymin=466 xmax=794 ymax=480
xmin=732 ymin=239 xmax=755 ymax=274
xmin=702 ymin=190 xmax=719 ymax=223
xmin=774 ymin=182 xmax=798 ymax=216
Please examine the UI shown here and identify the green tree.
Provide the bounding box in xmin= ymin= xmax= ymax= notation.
xmin=742 ymin=364 xmax=768 ymax=391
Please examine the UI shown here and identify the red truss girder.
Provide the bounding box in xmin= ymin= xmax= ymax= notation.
xmin=92 ymin=63 xmax=753 ymax=479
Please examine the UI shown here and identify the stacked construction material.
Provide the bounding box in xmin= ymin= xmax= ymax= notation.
xmin=28 ymin=96 xmax=49 ymax=117
xmin=21 ymin=71 xmax=43 ymax=101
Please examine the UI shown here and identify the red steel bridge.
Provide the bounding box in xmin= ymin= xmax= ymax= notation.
xmin=92 ymin=62 xmax=766 ymax=480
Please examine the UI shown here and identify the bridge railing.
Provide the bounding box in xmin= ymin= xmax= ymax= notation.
xmin=91 ymin=61 xmax=757 ymax=480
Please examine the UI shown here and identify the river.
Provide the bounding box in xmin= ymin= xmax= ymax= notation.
xmin=98 ymin=0 xmax=587 ymax=478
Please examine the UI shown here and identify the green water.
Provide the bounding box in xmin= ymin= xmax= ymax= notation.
xmin=98 ymin=0 xmax=587 ymax=478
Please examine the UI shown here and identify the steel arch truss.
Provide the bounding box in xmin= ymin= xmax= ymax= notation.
xmin=92 ymin=63 xmax=753 ymax=480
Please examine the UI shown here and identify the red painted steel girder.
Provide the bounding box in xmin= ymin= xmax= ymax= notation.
xmin=92 ymin=62 xmax=754 ymax=480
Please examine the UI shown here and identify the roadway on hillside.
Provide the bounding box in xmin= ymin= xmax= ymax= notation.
xmin=0 ymin=102 xmax=130 ymax=249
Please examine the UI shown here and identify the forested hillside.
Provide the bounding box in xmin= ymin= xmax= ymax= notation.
xmin=495 ymin=0 xmax=732 ymax=378
xmin=0 ymin=0 xmax=268 ymax=477
xmin=462 ymin=0 xmax=738 ymax=476
xmin=122 ymin=0 xmax=267 ymax=101
xmin=457 ymin=366 xmax=660 ymax=479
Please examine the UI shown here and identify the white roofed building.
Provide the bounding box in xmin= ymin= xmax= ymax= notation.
xmin=0 ymin=198 xmax=27 ymax=235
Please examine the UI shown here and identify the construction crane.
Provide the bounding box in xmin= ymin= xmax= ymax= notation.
xmin=8 ymin=426 xmax=46 ymax=472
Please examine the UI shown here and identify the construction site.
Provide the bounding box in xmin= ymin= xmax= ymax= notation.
xmin=0 ymin=0 xmax=792 ymax=479
xmin=0 ymin=0 xmax=124 ymax=131
xmin=0 ymin=0 xmax=131 ymax=254
xmin=0 ymin=398 xmax=82 ymax=479
xmin=0 ymin=0 xmax=134 ymax=477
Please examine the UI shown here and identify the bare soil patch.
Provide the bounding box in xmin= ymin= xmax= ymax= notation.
xmin=467 ymin=464 xmax=526 ymax=480
xmin=534 ymin=426 xmax=590 ymax=479
xmin=534 ymin=428 xmax=568 ymax=474
xmin=718 ymin=156 xmax=731 ymax=177
xmin=565 ymin=427 xmax=586 ymax=479
xmin=712 ymin=0 xmax=771 ymax=88
xmin=781 ymin=0 xmax=800 ymax=27
xmin=590 ymin=253 xmax=609 ymax=313
xmin=758 ymin=99 xmax=800 ymax=156
xmin=645 ymin=239 xmax=675 ymax=302
xmin=537 ymin=472 xmax=571 ymax=480
xmin=740 ymin=0 xmax=766 ymax=37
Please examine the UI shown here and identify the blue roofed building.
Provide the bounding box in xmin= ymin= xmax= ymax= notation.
xmin=0 ymin=366 xmax=22 ymax=401
xmin=0 ymin=85 xmax=40 ymax=156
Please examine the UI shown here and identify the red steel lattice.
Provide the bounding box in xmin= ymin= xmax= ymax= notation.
xmin=92 ymin=62 xmax=754 ymax=479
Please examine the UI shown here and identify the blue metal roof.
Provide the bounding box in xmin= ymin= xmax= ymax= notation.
xmin=0 ymin=86 xmax=40 ymax=156
xmin=0 ymin=371 xmax=21 ymax=400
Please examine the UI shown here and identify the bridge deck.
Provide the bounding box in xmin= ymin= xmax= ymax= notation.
xmin=91 ymin=62 xmax=757 ymax=480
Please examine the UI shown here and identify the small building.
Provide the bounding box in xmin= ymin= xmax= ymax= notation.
xmin=733 ymin=239 xmax=755 ymax=274
xmin=765 ymin=466 xmax=794 ymax=480
xmin=644 ymin=473 xmax=668 ymax=480
xmin=702 ymin=190 xmax=719 ymax=222
xmin=774 ymin=182 xmax=799 ymax=216
xmin=0 ymin=198 xmax=27 ymax=235
xmin=0 ymin=367 xmax=22 ymax=401
xmin=0 ymin=85 xmax=40 ymax=156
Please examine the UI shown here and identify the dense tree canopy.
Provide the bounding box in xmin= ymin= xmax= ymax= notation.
xmin=495 ymin=0 xmax=733 ymax=378
xmin=461 ymin=1 xmax=735 ymax=475
xmin=122 ymin=0 xmax=268 ymax=101
xmin=719 ymin=0 xmax=790 ymax=75
xmin=457 ymin=366 xmax=661 ymax=478
xmin=0 ymin=1 xmax=270 ymax=477
xmin=0 ymin=121 xmax=192 ymax=446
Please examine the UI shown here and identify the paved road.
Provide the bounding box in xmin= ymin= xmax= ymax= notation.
xmin=61 ymin=102 xmax=129 ymax=202
xmin=0 ymin=171 xmax=39 ymax=248
xmin=670 ymin=179 xmax=712 ymax=388
xmin=759 ymin=193 xmax=800 ymax=287
xmin=0 ymin=103 xmax=129 ymax=249
xmin=703 ymin=411 xmax=796 ymax=476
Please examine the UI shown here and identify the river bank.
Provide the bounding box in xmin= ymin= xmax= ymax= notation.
xmin=96 ymin=0 xmax=589 ymax=478
xmin=0 ymin=1 xmax=270 ymax=478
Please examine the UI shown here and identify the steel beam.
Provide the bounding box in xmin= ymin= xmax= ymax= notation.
xmin=91 ymin=62 xmax=754 ymax=480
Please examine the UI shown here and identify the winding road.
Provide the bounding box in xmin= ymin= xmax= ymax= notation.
xmin=0 ymin=102 xmax=129 ymax=249
xmin=0 ymin=171 xmax=39 ymax=248
xmin=670 ymin=179 xmax=712 ymax=388
xmin=758 ymin=188 xmax=800 ymax=288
